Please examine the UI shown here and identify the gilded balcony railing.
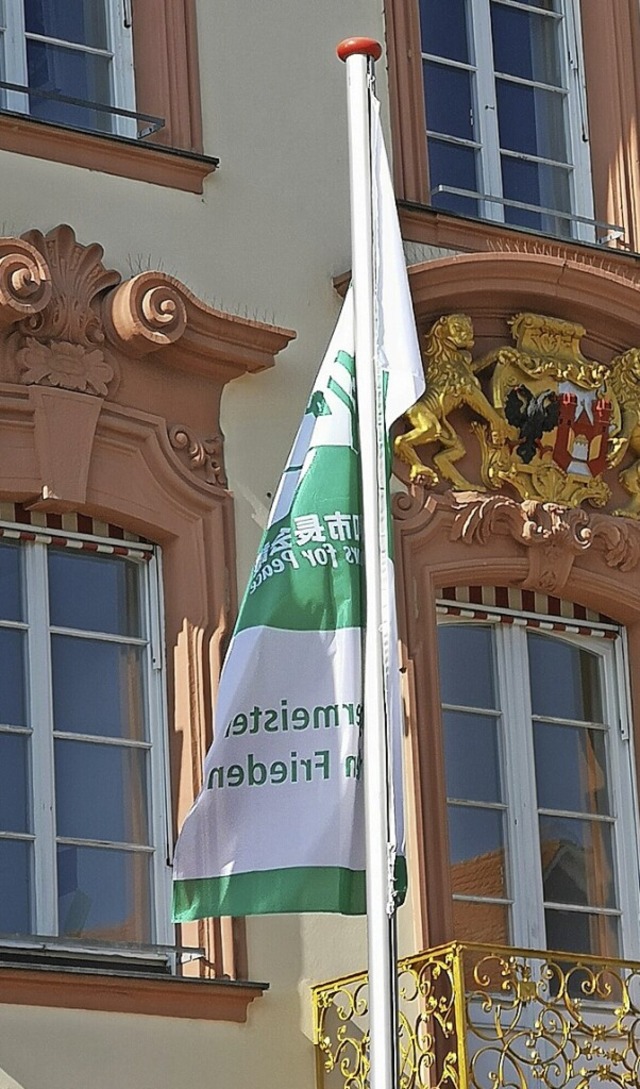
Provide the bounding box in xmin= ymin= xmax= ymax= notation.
xmin=312 ymin=942 xmax=640 ymax=1089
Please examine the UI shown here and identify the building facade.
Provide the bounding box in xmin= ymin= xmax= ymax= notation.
xmin=1 ymin=3 xmax=640 ymax=1089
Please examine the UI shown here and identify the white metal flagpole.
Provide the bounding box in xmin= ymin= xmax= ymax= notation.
xmin=337 ymin=37 xmax=398 ymax=1089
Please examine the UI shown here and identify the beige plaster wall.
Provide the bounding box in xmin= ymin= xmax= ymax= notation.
xmin=0 ymin=2 xmax=409 ymax=1088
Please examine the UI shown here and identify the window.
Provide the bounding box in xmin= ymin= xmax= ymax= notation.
xmin=0 ymin=0 xmax=142 ymax=138
xmin=438 ymin=619 xmax=640 ymax=959
xmin=0 ymin=0 xmax=212 ymax=193
xmin=420 ymin=0 xmax=595 ymax=240
xmin=0 ymin=533 xmax=172 ymax=960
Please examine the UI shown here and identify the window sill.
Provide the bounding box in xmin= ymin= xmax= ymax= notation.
xmin=0 ymin=962 xmax=267 ymax=1021
xmin=0 ymin=112 xmax=219 ymax=193
xmin=398 ymin=202 xmax=637 ymax=262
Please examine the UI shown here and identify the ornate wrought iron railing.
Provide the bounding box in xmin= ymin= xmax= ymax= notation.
xmin=312 ymin=942 xmax=640 ymax=1089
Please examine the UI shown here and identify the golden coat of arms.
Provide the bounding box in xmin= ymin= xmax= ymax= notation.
xmin=395 ymin=312 xmax=640 ymax=519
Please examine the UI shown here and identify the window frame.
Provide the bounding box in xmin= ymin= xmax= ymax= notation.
xmin=438 ymin=616 xmax=640 ymax=960
xmin=0 ymin=0 xmax=213 ymax=193
xmin=420 ymin=0 xmax=595 ymax=241
xmin=1 ymin=0 xmax=136 ymax=137
xmin=0 ymin=529 xmax=174 ymax=962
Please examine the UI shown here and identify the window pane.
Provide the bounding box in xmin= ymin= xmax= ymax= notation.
xmin=429 ymin=140 xmax=479 ymax=216
xmin=55 ymin=740 xmax=149 ymax=845
xmin=528 ymin=634 xmax=603 ymax=721
xmin=26 ymin=41 xmax=112 ymax=132
xmin=545 ymin=908 xmax=619 ymax=958
xmin=48 ymin=552 xmax=142 ymax=637
xmin=438 ymin=626 xmax=496 ymax=709
xmin=424 ymin=62 xmax=474 ymax=141
xmin=0 ymin=542 xmax=23 ymax=621
xmin=25 ymin=0 xmax=109 ymax=50
xmin=491 ymin=3 xmax=563 ymax=86
xmin=57 ymin=845 xmax=152 ymax=943
xmin=453 ymin=899 xmax=510 ymax=945
xmin=497 ymin=80 xmax=568 ymax=161
xmin=0 ymin=734 xmax=29 ymax=833
xmin=0 ymin=629 xmax=27 ymax=727
xmin=535 ymin=723 xmax=610 ymax=815
xmin=420 ymin=0 xmax=471 ymax=63
xmin=444 ymin=711 xmax=502 ymax=803
xmin=501 ymin=157 xmax=572 ymax=235
xmin=51 ymin=636 xmax=146 ymax=741
xmin=540 ymin=815 xmax=616 ymax=910
xmin=0 ymin=840 xmax=32 ymax=934
xmin=448 ymin=805 xmax=508 ymax=898
xmin=505 ymin=0 xmax=557 ymax=8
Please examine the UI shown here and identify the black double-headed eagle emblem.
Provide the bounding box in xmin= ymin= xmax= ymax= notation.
xmin=505 ymin=385 xmax=559 ymax=464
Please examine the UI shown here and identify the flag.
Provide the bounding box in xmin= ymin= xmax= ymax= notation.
xmin=172 ymin=90 xmax=424 ymax=920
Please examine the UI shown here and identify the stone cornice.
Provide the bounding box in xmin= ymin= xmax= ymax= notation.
xmin=0 ymin=225 xmax=295 ymax=394
xmin=404 ymin=249 xmax=640 ymax=353
xmin=0 ymin=962 xmax=266 ymax=1022
xmin=103 ymin=269 xmax=295 ymax=378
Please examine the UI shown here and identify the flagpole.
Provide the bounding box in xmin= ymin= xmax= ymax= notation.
xmin=337 ymin=37 xmax=398 ymax=1089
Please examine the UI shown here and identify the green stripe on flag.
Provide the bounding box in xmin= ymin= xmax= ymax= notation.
xmin=236 ymin=446 xmax=364 ymax=633
xmin=173 ymin=866 xmax=367 ymax=919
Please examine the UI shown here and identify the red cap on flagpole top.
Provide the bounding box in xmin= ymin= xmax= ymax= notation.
xmin=336 ymin=37 xmax=382 ymax=62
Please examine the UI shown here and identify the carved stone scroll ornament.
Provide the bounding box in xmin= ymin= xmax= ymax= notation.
xmin=0 ymin=238 xmax=51 ymax=330
xmin=9 ymin=225 xmax=120 ymax=396
xmin=449 ymin=493 xmax=640 ymax=594
xmin=169 ymin=425 xmax=227 ymax=488
xmin=395 ymin=310 xmax=640 ymax=519
xmin=103 ymin=271 xmax=188 ymax=357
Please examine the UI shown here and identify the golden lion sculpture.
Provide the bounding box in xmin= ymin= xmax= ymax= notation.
xmin=394 ymin=313 xmax=511 ymax=489
xmin=607 ymin=347 xmax=640 ymax=517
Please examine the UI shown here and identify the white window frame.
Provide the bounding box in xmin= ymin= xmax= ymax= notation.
xmin=0 ymin=1 xmax=135 ymax=137
xmin=422 ymin=0 xmax=595 ymax=242
xmin=0 ymin=531 xmax=173 ymax=961
xmin=439 ymin=618 xmax=640 ymax=960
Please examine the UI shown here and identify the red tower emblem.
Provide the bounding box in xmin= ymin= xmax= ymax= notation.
xmin=553 ymin=391 xmax=612 ymax=477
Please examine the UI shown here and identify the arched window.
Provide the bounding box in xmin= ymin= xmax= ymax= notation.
xmin=437 ymin=602 xmax=640 ymax=959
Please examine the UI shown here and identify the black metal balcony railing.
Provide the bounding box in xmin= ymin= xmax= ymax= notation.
xmin=312 ymin=942 xmax=640 ymax=1089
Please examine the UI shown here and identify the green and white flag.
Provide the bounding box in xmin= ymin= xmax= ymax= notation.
xmin=172 ymin=93 xmax=424 ymax=920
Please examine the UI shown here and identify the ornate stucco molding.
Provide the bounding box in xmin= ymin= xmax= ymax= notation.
xmin=393 ymin=491 xmax=640 ymax=595
xmin=0 ymin=237 xmax=51 ymax=331
xmin=103 ymin=269 xmax=294 ymax=379
xmin=0 ymin=224 xmax=295 ymax=503
xmin=2 ymin=225 xmax=295 ymax=388
xmin=13 ymin=225 xmax=119 ymax=396
xmin=103 ymin=271 xmax=188 ymax=356
xmin=168 ymin=425 xmax=227 ymax=488
xmin=451 ymin=494 xmax=640 ymax=594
